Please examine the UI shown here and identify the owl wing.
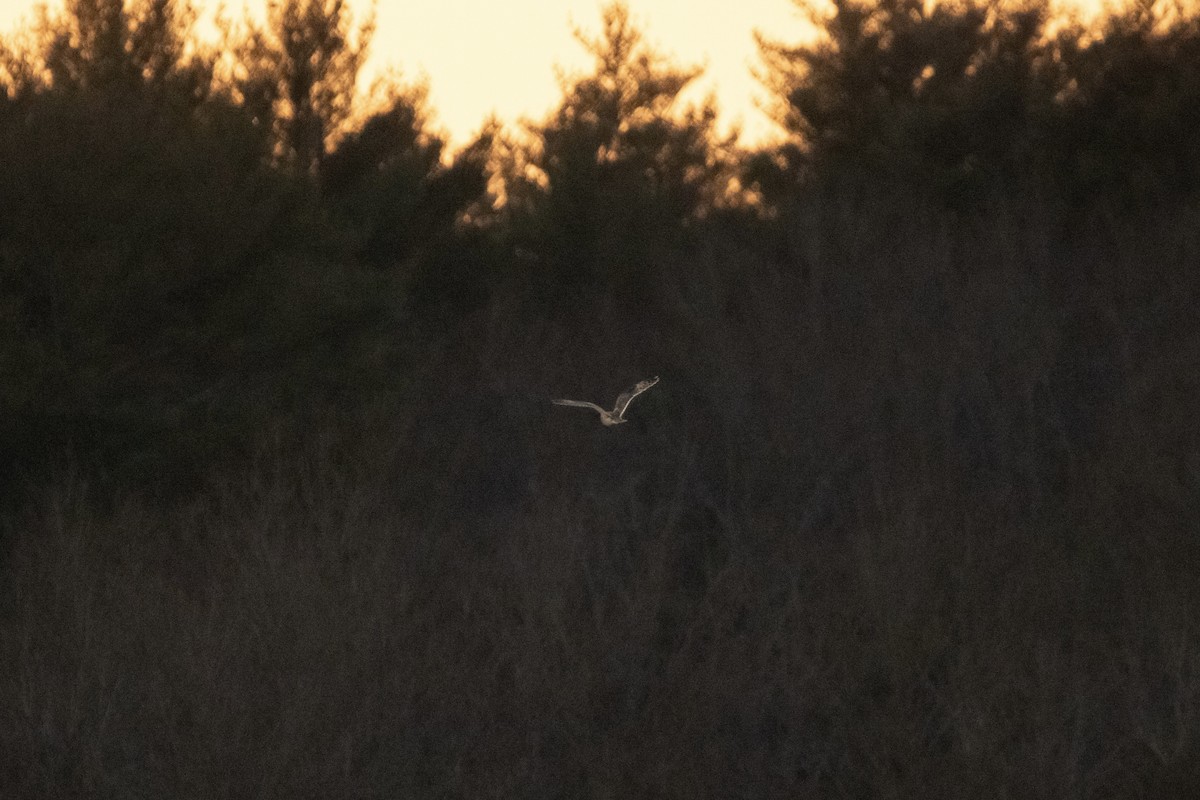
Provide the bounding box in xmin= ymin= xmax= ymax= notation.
xmin=613 ymin=376 xmax=660 ymax=417
xmin=552 ymin=398 xmax=606 ymax=416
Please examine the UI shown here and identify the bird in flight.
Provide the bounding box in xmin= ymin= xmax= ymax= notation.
xmin=552 ymin=376 xmax=660 ymax=427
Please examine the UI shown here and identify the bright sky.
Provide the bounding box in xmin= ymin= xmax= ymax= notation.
xmin=363 ymin=0 xmax=813 ymax=146
xmin=0 ymin=0 xmax=1107 ymax=147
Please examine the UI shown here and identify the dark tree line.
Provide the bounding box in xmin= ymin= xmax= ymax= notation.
xmin=752 ymin=0 xmax=1200 ymax=208
xmin=0 ymin=0 xmax=490 ymax=488
xmin=0 ymin=0 xmax=1196 ymax=488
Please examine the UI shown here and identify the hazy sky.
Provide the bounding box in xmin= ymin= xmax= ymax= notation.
xmin=0 ymin=0 xmax=1103 ymax=147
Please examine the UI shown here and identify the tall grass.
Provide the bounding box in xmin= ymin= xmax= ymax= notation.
xmin=2 ymin=190 xmax=1198 ymax=798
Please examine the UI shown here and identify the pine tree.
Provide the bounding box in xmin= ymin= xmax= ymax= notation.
xmin=238 ymin=0 xmax=373 ymax=172
xmin=502 ymin=2 xmax=730 ymax=296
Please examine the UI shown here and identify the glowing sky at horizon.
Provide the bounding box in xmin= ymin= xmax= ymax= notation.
xmin=0 ymin=0 xmax=1108 ymax=147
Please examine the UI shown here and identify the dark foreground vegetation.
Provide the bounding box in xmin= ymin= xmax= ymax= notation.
xmin=2 ymin=0 xmax=1199 ymax=796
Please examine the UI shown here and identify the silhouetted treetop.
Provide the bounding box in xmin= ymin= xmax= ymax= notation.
xmin=752 ymin=0 xmax=1200 ymax=209
xmin=1049 ymin=0 xmax=1200 ymax=205
xmin=755 ymin=0 xmax=1052 ymax=195
xmin=238 ymin=0 xmax=374 ymax=172
xmin=501 ymin=1 xmax=732 ymax=296
xmin=321 ymin=79 xmax=492 ymax=268
xmin=0 ymin=0 xmax=488 ymax=485
xmin=1 ymin=0 xmax=213 ymax=103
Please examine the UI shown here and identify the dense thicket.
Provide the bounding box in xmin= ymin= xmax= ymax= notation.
xmin=0 ymin=0 xmax=489 ymax=489
xmin=2 ymin=1 xmax=1198 ymax=797
xmin=752 ymin=0 xmax=1200 ymax=209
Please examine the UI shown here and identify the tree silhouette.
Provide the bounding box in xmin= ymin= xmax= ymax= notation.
xmin=754 ymin=0 xmax=1053 ymax=201
xmin=321 ymin=82 xmax=492 ymax=271
xmin=1048 ymin=0 xmax=1200 ymax=207
xmin=238 ymin=0 xmax=373 ymax=173
xmin=19 ymin=0 xmax=212 ymax=102
xmin=501 ymin=2 xmax=730 ymax=300
xmin=0 ymin=0 xmax=367 ymax=485
xmin=0 ymin=0 xmax=503 ymax=487
xmin=753 ymin=0 xmax=1200 ymax=210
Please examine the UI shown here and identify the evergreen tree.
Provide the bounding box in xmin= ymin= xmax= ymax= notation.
xmin=13 ymin=0 xmax=214 ymax=103
xmin=753 ymin=0 xmax=1053 ymax=201
xmin=1049 ymin=0 xmax=1200 ymax=207
xmin=321 ymin=80 xmax=492 ymax=271
xmin=0 ymin=0 xmax=500 ymax=487
xmin=238 ymin=0 xmax=373 ymax=173
xmin=0 ymin=0 xmax=325 ymax=486
xmin=502 ymin=2 xmax=730 ymax=299
xmin=752 ymin=0 xmax=1200 ymax=209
